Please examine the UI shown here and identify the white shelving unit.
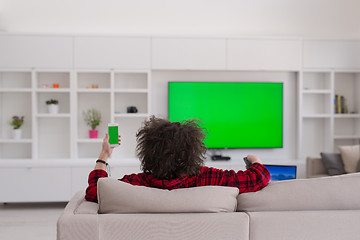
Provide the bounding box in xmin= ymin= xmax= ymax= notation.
xmin=333 ymin=71 xmax=360 ymax=150
xmin=299 ymin=70 xmax=360 ymax=159
xmin=0 ymin=69 xmax=151 ymax=161
xmin=0 ymin=71 xmax=33 ymax=159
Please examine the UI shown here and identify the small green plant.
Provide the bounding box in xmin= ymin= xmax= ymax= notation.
xmin=10 ymin=116 xmax=24 ymax=129
xmin=83 ymin=108 xmax=101 ymax=130
xmin=46 ymin=99 xmax=59 ymax=105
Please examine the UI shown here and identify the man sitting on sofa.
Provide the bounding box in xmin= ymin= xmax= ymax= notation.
xmin=85 ymin=116 xmax=270 ymax=203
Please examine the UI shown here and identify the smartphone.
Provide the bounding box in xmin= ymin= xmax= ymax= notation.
xmin=108 ymin=123 xmax=119 ymax=147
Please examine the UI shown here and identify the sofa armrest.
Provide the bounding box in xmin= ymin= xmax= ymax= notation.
xmin=57 ymin=191 xmax=99 ymax=240
xmin=306 ymin=157 xmax=328 ymax=178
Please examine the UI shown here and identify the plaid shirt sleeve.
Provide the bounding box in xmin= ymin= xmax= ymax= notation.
xmin=85 ymin=169 xmax=108 ymax=203
xmin=200 ymin=163 xmax=270 ymax=193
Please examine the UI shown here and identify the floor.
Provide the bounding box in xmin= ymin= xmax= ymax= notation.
xmin=0 ymin=202 xmax=67 ymax=240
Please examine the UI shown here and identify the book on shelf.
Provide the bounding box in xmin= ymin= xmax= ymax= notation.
xmin=334 ymin=94 xmax=348 ymax=114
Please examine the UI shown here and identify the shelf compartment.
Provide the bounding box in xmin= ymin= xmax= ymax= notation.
xmin=36 ymin=71 xmax=70 ymax=89
xmin=301 ymin=118 xmax=332 ymax=157
xmin=114 ymin=72 xmax=148 ymax=90
xmin=0 ymin=71 xmax=32 ymax=89
xmin=334 ymin=72 xmax=360 ymax=114
xmin=114 ymin=92 xmax=148 ymax=114
xmin=37 ymin=118 xmax=70 ymax=159
xmin=37 ymin=92 xmax=70 ymax=114
xmin=302 ymin=94 xmax=332 ymax=115
xmin=77 ymin=92 xmax=111 ymax=139
xmin=303 ymin=72 xmax=331 ymax=91
xmin=0 ymin=92 xmax=32 ymax=139
xmin=334 ymin=118 xmax=360 ymax=138
xmin=77 ymin=72 xmax=111 ymax=89
xmin=0 ymin=142 xmax=32 ymax=159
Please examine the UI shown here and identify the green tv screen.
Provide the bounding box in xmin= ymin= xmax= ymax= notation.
xmin=168 ymin=82 xmax=283 ymax=148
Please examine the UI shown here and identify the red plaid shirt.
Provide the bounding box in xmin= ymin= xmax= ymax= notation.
xmin=85 ymin=163 xmax=270 ymax=203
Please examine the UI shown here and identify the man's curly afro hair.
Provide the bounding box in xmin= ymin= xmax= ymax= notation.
xmin=136 ymin=116 xmax=207 ymax=180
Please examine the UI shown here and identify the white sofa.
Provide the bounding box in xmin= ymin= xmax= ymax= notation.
xmin=58 ymin=172 xmax=360 ymax=240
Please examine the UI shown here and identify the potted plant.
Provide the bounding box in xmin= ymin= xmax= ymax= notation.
xmin=46 ymin=99 xmax=59 ymax=114
xmin=83 ymin=108 xmax=101 ymax=138
xmin=10 ymin=116 xmax=24 ymax=139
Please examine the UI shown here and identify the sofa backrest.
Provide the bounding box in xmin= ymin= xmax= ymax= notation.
xmin=237 ymin=172 xmax=360 ymax=212
xmin=97 ymin=178 xmax=239 ymax=213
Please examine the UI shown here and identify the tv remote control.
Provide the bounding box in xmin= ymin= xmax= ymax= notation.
xmin=243 ymin=157 xmax=252 ymax=168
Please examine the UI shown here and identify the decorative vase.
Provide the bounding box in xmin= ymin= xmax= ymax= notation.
xmin=89 ymin=130 xmax=98 ymax=139
xmin=12 ymin=129 xmax=22 ymax=140
xmin=48 ymin=104 xmax=59 ymax=114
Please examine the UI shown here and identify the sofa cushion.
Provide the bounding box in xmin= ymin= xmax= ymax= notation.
xmin=247 ymin=211 xmax=360 ymax=240
xmin=320 ymin=152 xmax=346 ymax=175
xmin=75 ymin=200 xmax=99 ymax=215
xmin=97 ymin=178 xmax=239 ymax=214
xmin=236 ymin=172 xmax=360 ymax=211
xmin=338 ymin=145 xmax=360 ymax=173
xmin=98 ymin=213 xmax=249 ymax=240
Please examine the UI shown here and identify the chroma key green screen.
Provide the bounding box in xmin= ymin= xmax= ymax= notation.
xmin=168 ymin=82 xmax=283 ymax=148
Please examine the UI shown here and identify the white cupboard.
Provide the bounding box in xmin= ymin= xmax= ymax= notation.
xmin=152 ymin=38 xmax=227 ymax=70
xmin=74 ymin=37 xmax=151 ymax=69
xmin=0 ymin=35 xmax=73 ymax=68
xmin=227 ymin=39 xmax=302 ymax=70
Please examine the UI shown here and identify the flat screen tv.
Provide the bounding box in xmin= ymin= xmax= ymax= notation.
xmin=168 ymin=82 xmax=283 ymax=148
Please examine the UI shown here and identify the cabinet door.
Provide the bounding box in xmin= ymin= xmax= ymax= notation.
xmin=303 ymin=40 xmax=360 ymax=68
xmin=0 ymin=35 xmax=73 ymax=68
xmin=227 ymin=39 xmax=302 ymax=70
xmin=0 ymin=168 xmax=71 ymax=202
xmin=152 ymin=38 xmax=227 ymax=70
xmin=74 ymin=37 xmax=151 ymax=69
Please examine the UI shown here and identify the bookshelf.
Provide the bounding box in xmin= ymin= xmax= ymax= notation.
xmin=299 ymin=70 xmax=360 ymax=159
xmin=0 ymin=69 xmax=150 ymax=161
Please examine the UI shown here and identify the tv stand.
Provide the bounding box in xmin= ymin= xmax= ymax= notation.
xmin=211 ymin=155 xmax=231 ymax=161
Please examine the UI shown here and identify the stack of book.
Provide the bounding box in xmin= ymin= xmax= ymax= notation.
xmin=334 ymin=94 xmax=348 ymax=114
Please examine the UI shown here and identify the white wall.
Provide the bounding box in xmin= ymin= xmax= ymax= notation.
xmin=1 ymin=0 xmax=360 ymax=38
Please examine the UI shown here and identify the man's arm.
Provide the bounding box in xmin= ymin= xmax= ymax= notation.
xmin=85 ymin=133 xmax=121 ymax=202
xmin=201 ymin=155 xmax=270 ymax=193
xmin=85 ymin=169 xmax=108 ymax=202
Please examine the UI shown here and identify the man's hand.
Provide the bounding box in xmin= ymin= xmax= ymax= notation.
xmin=95 ymin=134 xmax=121 ymax=170
xmin=246 ymin=155 xmax=262 ymax=165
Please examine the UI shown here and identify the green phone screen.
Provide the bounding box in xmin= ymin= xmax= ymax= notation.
xmin=108 ymin=126 xmax=119 ymax=144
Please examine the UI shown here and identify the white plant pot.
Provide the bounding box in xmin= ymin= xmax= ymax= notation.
xmin=48 ymin=104 xmax=59 ymax=114
xmin=12 ymin=129 xmax=22 ymax=140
